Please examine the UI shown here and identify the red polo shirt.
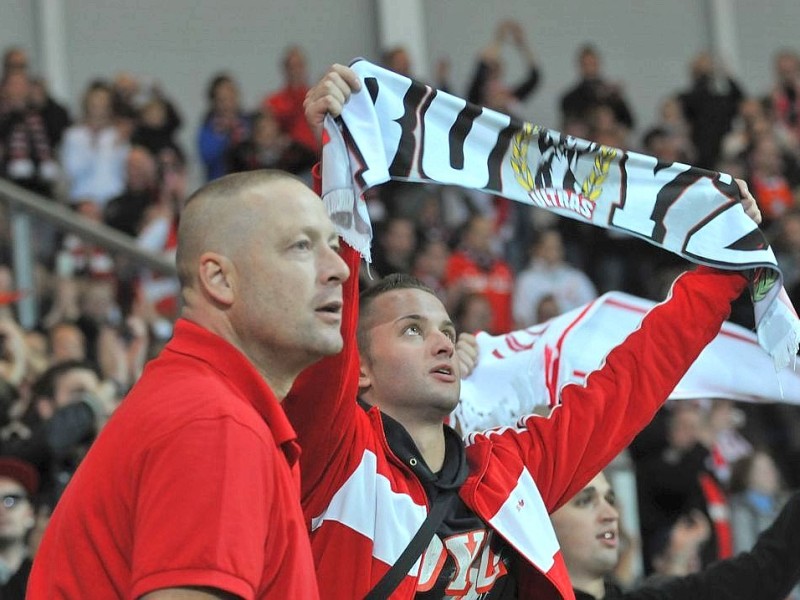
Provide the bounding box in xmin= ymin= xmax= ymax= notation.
xmin=28 ymin=319 xmax=318 ymax=599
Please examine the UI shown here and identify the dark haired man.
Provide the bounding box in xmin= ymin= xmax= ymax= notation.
xmin=284 ymin=64 xmax=761 ymax=599
xmin=552 ymin=471 xmax=800 ymax=599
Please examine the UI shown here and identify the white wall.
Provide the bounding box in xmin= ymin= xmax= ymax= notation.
xmin=0 ymin=2 xmax=36 ymax=66
xmin=425 ymin=0 xmax=799 ymax=144
xmin=1 ymin=0 xmax=799 ymax=183
xmin=735 ymin=0 xmax=800 ymax=95
xmin=425 ymin=1 xmax=710 ymax=140
xmin=61 ymin=0 xmax=379 ymax=184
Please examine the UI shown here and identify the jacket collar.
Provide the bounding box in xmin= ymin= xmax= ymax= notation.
xmin=165 ymin=318 xmax=300 ymax=464
xmin=358 ymin=399 xmax=468 ymax=495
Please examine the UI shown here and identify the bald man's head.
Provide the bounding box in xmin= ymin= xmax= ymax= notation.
xmin=174 ymin=169 xmax=349 ymax=394
xmin=176 ymin=170 xmax=309 ymax=292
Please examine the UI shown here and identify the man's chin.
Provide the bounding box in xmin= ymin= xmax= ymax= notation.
xmin=433 ymin=395 xmax=460 ymax=416
xmin=315 ymin=334 xmax=344 ymax=357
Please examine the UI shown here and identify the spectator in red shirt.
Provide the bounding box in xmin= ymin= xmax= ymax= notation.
xmin=262 ymin=45 xmax=319 ymax=154
xmin=28 ymin=170 xmax=350 ymax=599
xmin=444 ymin=214 xmax=514 ymax=334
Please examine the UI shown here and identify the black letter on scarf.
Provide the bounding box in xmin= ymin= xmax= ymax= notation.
xmin=388 ymin=80 xmax=433 ymax=179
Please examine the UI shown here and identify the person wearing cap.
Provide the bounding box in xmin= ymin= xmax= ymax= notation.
xmin=0 ymin=456 xmax=38 ymax=600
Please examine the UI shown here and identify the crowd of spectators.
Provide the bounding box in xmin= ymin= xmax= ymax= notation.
xmin=0 ymin=18 xmax=799 ymax=596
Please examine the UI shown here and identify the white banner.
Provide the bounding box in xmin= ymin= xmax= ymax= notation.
xmin=454 ymin=292 xmax=800 ymax=433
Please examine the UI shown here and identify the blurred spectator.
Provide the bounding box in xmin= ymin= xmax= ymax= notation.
xmin=466 ymin=19 xmax=541 ymax=118
xmin=113 ymin=71 xmax=182 ymax=138
xmin=227 ymin=109 xmax=316 ymax=177
xmin=0 ymin=316 xmax=27 ymax=393
xmin=770 ymin=49 xmax=800 ymax=144
xmin=444 ymin=214 xmax=514 ymax=334
xmin=41 ymin=275 xmax=81 ymax=331
xmin=747 ymin=135 xmax=799 ymax=227
xmin=728 ymin=450 xmax=790 ymax=554
xmin=721 ymin=97 xmax=799 ymax=163
xmin=47 ymin=322 xmax=87 ymax=365
xmin=534 ymin=293 xmax=561 ymax=324
xmin=27 ymin=76 xmax=71 ymax=149
xmin=103 ymin=145 xmax=160 ymax=237
xmin=1 ymin=48 xmax=27 ymax=79
xmin=452 ymin=291 xmax=494 ymax=335
xmin=4 ymin=46 xmax=71 ymax=154
xmin=130 ymin=95 xmax=186 ymax=178
xmin=649 ymin=96 xmax=695 ymax=163
xmin=635 ymin=402 xmax=730 ymax=574
xmin=411 ymin=237 xmax=450 ymax=303
xmin=380 ymin=45 xmax=453 ymax=94
xmin=381 ymin=46 xmax=412 ymax=77
xmin=415 ymin=191 xmax=456 ymax=246
xmin=261 ymin=45 xmax=318 ymax=153
xmin=198 ymin=72 xmax=249 ymax=181
xmin=0 ymin=71 xmax=59 ymax=197
xmin=61 ymin=80 xmax=129 ymax=216
xmin=513 ymin=228 xmax=597 ymax=328
xmin=775 ymin=210 xmax=800 ymax=299
xmin=702 ymin=399 xmax=753 ymax=486
xmin=648 ymin=509 xmax=711 ymax=578
xmin=55 ymin=236 xmax=115 ymax=282
xmin=134 ymin=161 xmax=185 ymax=324
xmin=0 ymin=457 xmax=38 ymax=599
xmin=110 ymin=72 xmax=142 ymax=116
xmin=370 ymin=215 xmax=417 ymax=278
xmin=4 ymin=360 xmax=108 ymax=508
xmin=678 ymin=52 xmax=744 ymax=170
xmin=561 ymin=43 xmax=635 ymax=132
xmin=588 ymin=103 xmax=631 ymax=149
xmin=642 ymin=126 xmax=689 ymax=164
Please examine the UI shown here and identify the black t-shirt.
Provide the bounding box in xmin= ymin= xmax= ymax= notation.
xmin=375 ymin=405 xmax=518 ymax=598
xmin=0 ymin=557 xmax=31 ymax=600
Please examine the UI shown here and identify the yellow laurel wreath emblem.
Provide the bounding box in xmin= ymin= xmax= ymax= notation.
xmin=580 ymin=146 xmax=617 ymax=202
xmin=511 ymin=122 xmax=538 ymax=192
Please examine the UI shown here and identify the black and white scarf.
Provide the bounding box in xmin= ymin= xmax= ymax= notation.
xmin=322 ymin=58 xmax=800 ymax=369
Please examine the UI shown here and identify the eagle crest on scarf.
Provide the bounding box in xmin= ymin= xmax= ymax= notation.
xmin=510 ymin=122 xmax=616 ymax=221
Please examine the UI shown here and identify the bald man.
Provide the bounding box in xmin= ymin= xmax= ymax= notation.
xmin=28 ymin=170 xmax=349 ymax=600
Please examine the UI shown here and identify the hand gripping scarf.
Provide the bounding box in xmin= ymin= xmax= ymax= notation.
xmin=321 ymin=58 xmax=800 ymax=370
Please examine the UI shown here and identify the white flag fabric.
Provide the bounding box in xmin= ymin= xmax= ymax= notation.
xmin=453 ymin=291 xmax=800 ymax=434
xmin=321 ymin=58 xmax=800 ymax=369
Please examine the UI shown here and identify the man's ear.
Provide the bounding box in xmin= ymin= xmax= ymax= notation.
xmin=197 ymin=251 xmax=235 ymax=306
xmin=357 ymin=356 xmax=371 ymax=393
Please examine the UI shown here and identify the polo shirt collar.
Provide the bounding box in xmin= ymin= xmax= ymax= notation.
xmin=165 ymin=318 xmax=299 ymax=463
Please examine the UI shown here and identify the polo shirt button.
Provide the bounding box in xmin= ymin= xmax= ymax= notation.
xmin=409 ymin=458 xmax=418 ymax=466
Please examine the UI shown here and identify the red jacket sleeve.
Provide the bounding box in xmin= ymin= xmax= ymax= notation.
xmin=467 ymin=266 xmax=748 ymax=513
xmin=283 ymin=165 xmax=365 ymax=517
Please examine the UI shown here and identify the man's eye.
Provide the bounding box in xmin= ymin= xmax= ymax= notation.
xmin=405 ymin=324 xmax=422 ymax=336
xmin=444 ymin=330 xmax=456 ymax=343
xmin=293 ymin=240 xmax=312 ymax=250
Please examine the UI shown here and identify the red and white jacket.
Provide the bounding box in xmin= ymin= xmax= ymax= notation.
xmin=285 ymin=240 xmax=746 ymax=599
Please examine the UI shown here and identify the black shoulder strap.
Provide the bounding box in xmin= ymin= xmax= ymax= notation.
xmin=363 ymin=491 xmax=454 ymax=600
